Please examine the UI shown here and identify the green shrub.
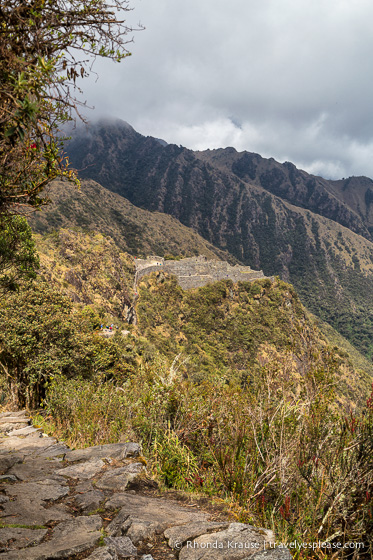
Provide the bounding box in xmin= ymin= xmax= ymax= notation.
xmin=153 ymin=428 xmax=199 ymax=489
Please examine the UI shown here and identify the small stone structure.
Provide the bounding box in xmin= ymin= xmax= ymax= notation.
xmin=135 ymin=255 xmax=267 ymax=289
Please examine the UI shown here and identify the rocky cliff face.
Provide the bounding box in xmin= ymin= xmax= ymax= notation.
xmin=64 ymin=120 xmax=373 ymax=358
xmin=196 ymin=148 xmax=373 ymax=239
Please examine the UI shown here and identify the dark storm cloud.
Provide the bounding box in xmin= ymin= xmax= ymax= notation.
xmin=81 ymin=0 xmax=373 ymax=179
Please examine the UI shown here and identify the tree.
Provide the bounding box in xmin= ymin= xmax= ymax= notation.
xmin=0 ymin=281 xmax=124 ymax=407
xmin=0 ymin=215 xmax=39 ymax=292
xmin=0 ymin=0 xmax=140 ymax=216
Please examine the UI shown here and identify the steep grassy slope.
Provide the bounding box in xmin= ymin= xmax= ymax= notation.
xmin=64 ymin=121 xmax=373 ymax=359
xmin=135 ymin=272 xmax=372 ymax=409
xmin=29 ymin=179 xmax=234 ymax=262
xmin=34 ymin=229 xmax=135 ymax=319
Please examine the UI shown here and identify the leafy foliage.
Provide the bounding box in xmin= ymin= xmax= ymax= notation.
xmin=136 ymin=273 xmax=370 ymax=407
xmin=0 ymin=280 xmax=134 ymax=407
xmin=0 ymin=0 xmax=139 ymax=215
xmin=0 ymin=215 xmax=39 ymax=292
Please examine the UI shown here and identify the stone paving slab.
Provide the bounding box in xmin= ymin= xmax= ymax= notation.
xmin=106 ymin=493 xmax=208 ymax=526
xmin=57 ymin=457 xmax=105 ymax=479
xmin=0 ymin=454 xmax=23 ymax=475
xmin=0 ymin=422 xmax=30 ymax=433
xmin=0 ymin=515 xmax=103 ymax=559
xmin=0 ymin=411 xmax=29 ymax=418
xmin=106 ymin=493 xmax=209 ymax=545
xmin=36 ymin=442 xmax=70 ymax=458
xmin=6 ymin=426 xmax=42 ymax=437
xmin=0 ymin=497 xmax=72 ymax=526
xmin=165 ymin=521 xmax=230 ymax=549
xmin=7 ymin=457 xmax=66 ymax=482
xmin=104 ymin=536 xmax=138 ymax=557
xmin=179 ymin=524 xmax=276 ymax=560
xmin=0 ymin=435 xmax=60 ymax=455
xmin=75 ymin=488 xmax=105 ymax=512
xmin=5 ymin=479 xmax=69 ymax=501
xmin=0 ymin=479 xmax=72 ymax=525
xmin=86 ymin=547 xmax=119 ymax=560
xmin=65 ymin=442 xmax=140 ymax=462
xmin=0 ymin=417 xmax=29 ymax=424
xmin=96 ymin=463 xmax=144 ymax=492
xmin=0 ymin=527 xmax=48 ymax=551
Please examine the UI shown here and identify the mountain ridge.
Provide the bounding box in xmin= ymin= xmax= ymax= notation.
xmin=63 ymin=120 xmax=373 ymax=358
xmin=196 ymin=147 xmax=373 ymax=238
xmin=67 ymin=118 xmax=373 ymax=239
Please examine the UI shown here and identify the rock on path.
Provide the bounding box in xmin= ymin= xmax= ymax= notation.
xmin=0 ymin=412 xmax=291 ymax=559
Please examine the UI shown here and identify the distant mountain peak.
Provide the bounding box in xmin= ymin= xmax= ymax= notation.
xmin=94 ymin=117 xmax=135 ymax=131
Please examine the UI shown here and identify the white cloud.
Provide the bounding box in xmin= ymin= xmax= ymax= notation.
xmin=81 ymin=0 xmax=373 ymax=179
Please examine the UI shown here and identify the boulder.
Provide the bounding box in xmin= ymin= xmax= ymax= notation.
xmin=0 ymin=527 xmax=47 ymax=551
xmin=104 ymin=536 xmax=137 ymax=558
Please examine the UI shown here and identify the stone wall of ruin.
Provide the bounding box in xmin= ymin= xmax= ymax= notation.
xmin=136 ymin=256 xmax=267 ymax=290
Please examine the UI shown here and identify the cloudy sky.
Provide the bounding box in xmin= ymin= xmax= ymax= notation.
xmin=81 ymin=0 xmax=373 ymax=180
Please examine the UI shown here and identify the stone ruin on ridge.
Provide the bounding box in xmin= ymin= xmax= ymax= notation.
xmin=135 ymin=255 xmax=267 ymax=290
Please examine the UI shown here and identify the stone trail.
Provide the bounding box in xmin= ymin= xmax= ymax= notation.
xmin=0 ymin=411 xmax=291 ymax=560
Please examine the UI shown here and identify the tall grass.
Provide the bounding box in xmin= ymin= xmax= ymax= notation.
xmin=40 ymin=352 xmax=373 ymax=558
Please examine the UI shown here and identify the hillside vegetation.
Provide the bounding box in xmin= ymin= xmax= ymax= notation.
xmin=136 ymin=272 xmax=371 ymax=409
xmin=1 ymin=225 xmax=372 ymax=556
xmin=34 ymin=229 xmax=135 ymax=319
xmin=32 ymin=228 xmax=373 ymax=406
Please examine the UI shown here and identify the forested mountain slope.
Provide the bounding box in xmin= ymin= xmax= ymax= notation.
xmin=28 ymin=227 xmax=373 ymax=408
